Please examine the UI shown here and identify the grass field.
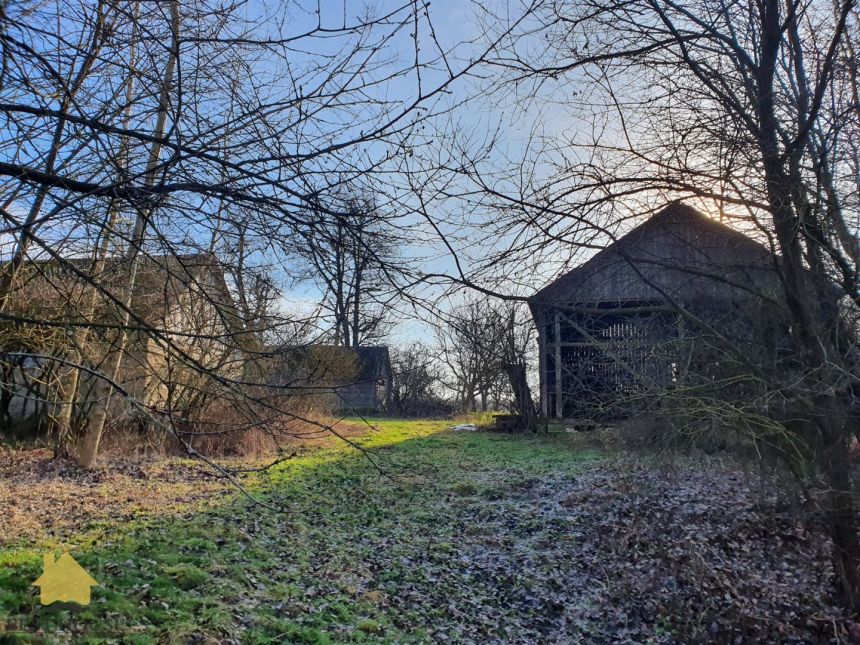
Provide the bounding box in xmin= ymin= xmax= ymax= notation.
xmin=0 ymin=420 xmax=600 ymax=643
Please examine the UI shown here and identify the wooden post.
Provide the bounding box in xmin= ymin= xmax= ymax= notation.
xmin=554 ymin=311 xmax=563 ymax=418
xmin=538 ymin=311 xmax=548 ymax=417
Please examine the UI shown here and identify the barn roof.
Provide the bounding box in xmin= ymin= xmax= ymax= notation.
xmin=351 ymin=346 xmax=392 ymax=380
xmin=529 ymin=202 xmax=780 ymax=308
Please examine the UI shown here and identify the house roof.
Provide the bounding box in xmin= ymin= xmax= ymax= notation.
xmin=529 ymin=202 xmax=781 ymax=308
xmin=8 ymin=252 xmax=243 ymax=330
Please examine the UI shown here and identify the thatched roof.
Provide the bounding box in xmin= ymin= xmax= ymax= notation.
xmin=529 ymin=203 xmax=781 ymax=308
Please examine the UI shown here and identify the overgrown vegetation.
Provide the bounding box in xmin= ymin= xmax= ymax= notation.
xmin=2 ymin=420 xmax=853 ymax=643
xmin=0 ymin=420 xmax=597 ymax=642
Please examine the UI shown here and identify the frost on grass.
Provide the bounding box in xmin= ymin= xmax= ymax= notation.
xmin=0 ymin=427 xmax=854 ymax=643
xmin=359 ymin=459 xmax=846 ymax=643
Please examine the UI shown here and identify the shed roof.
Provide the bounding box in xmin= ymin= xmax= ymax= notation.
xmin=271 ymin=344 xmax=391 ymax=386
xmin=529 ymin=203 xmax=780 ymax=308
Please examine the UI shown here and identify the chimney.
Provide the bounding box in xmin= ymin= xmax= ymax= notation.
xmin=43 ymin=553 xmax=55 ymax=572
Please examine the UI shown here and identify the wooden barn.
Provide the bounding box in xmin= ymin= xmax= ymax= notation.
xmin=528 ymin=202 xmax=791 ymax=419
xmin=336 ymin=346 xmax=392 ymax=412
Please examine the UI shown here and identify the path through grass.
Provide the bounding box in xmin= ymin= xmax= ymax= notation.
xmin=1 ymin=420 xmax=599 ymax=643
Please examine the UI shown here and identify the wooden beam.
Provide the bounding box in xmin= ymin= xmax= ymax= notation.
xmin=555 ymin=340 xmax=646 ymax=348
xmin=555 ymin=303 xmax=674 ymax=316
xmin=554 ymin=311 xmax=562 ymax=418
xmin=538 ymin=313 xmax=548 ymax=417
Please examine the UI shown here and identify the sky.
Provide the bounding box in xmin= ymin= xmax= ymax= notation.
xmin=258 ymin=0 xmax=564 ymax=343
xmin=0 ymin=0 xmax=676 ymax=346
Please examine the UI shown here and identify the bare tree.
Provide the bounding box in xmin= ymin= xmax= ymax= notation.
xmin=75 ymin=0 xmax=182 ymax=468
xmin=300 ymin=193 xmax=399 ymax=348
xmin=499 ymin=305 xmax=538 ymax=431
xmin=433 ymin=0 xmax=860 ymax=607
xmin=436 ymin=295 xmax=535 ymax=417
xmin=0 ymin=0 xmax=524 ymax=468
xmin=437 ymin=297 xmax=501 ymax=412
xmin=389 ymin=341 xmax=443 ymax=416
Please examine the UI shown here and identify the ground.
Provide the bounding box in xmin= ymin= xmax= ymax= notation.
xmin=0 ymin=419 xmax=853 ymax=643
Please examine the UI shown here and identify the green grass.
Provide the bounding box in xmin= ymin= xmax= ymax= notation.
xmin=0 ymin=419 xmax=599 ymax=644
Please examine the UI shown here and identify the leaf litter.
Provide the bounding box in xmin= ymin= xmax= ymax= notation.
xmin=0 ymin=425 xmax=856 ymax=643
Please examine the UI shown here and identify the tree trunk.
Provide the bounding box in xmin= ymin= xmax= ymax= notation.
xmin=825 ymin=473 xmax=860 ymax=611
xmin=77 ymin=0 xmax=180 ymax=468
xmin=818 ymin=397 xmax=860 ymax=611
xmin=0 ymin=363 xmax=12 ymax=428
xmin=465 ymin=391 xmax=476 ymax=412
xmin=53 ymin=1 xmax=142 ymax=457
xmin=50 ymin=364 xmax=79 ymax=454
xmin=503 ymin=362 xmax=538 ymax=432
xmin=751 ymin=5 xmax=860 ymax=607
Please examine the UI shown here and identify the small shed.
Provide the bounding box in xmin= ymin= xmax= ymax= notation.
xmin=336 ymin=346 xmax=393 ymax=412
xmin=270 ymin=344 xmax=392 ymax=413
xmin=528 ymin=202 xmax=788 ymax=419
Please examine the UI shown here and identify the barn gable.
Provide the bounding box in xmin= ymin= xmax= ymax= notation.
xmin=530 ymin=202 xmax=780 ymax=308
xmin=269 ymin=344 xmax=392 ymax=412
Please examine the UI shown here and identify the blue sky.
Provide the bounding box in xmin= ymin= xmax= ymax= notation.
xmin=263 ymin=0 xmax=562 ymax=341
xmin=0 ymin=0 xmax=610 ymax=345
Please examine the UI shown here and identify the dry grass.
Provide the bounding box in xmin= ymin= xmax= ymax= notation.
xmin=0 ymin=447 xmax=235 ymax=547
xmin=0 ymin=415 xmax=380 ymax=548
xmin=93 ymin=412 xmax=378 ymax=458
